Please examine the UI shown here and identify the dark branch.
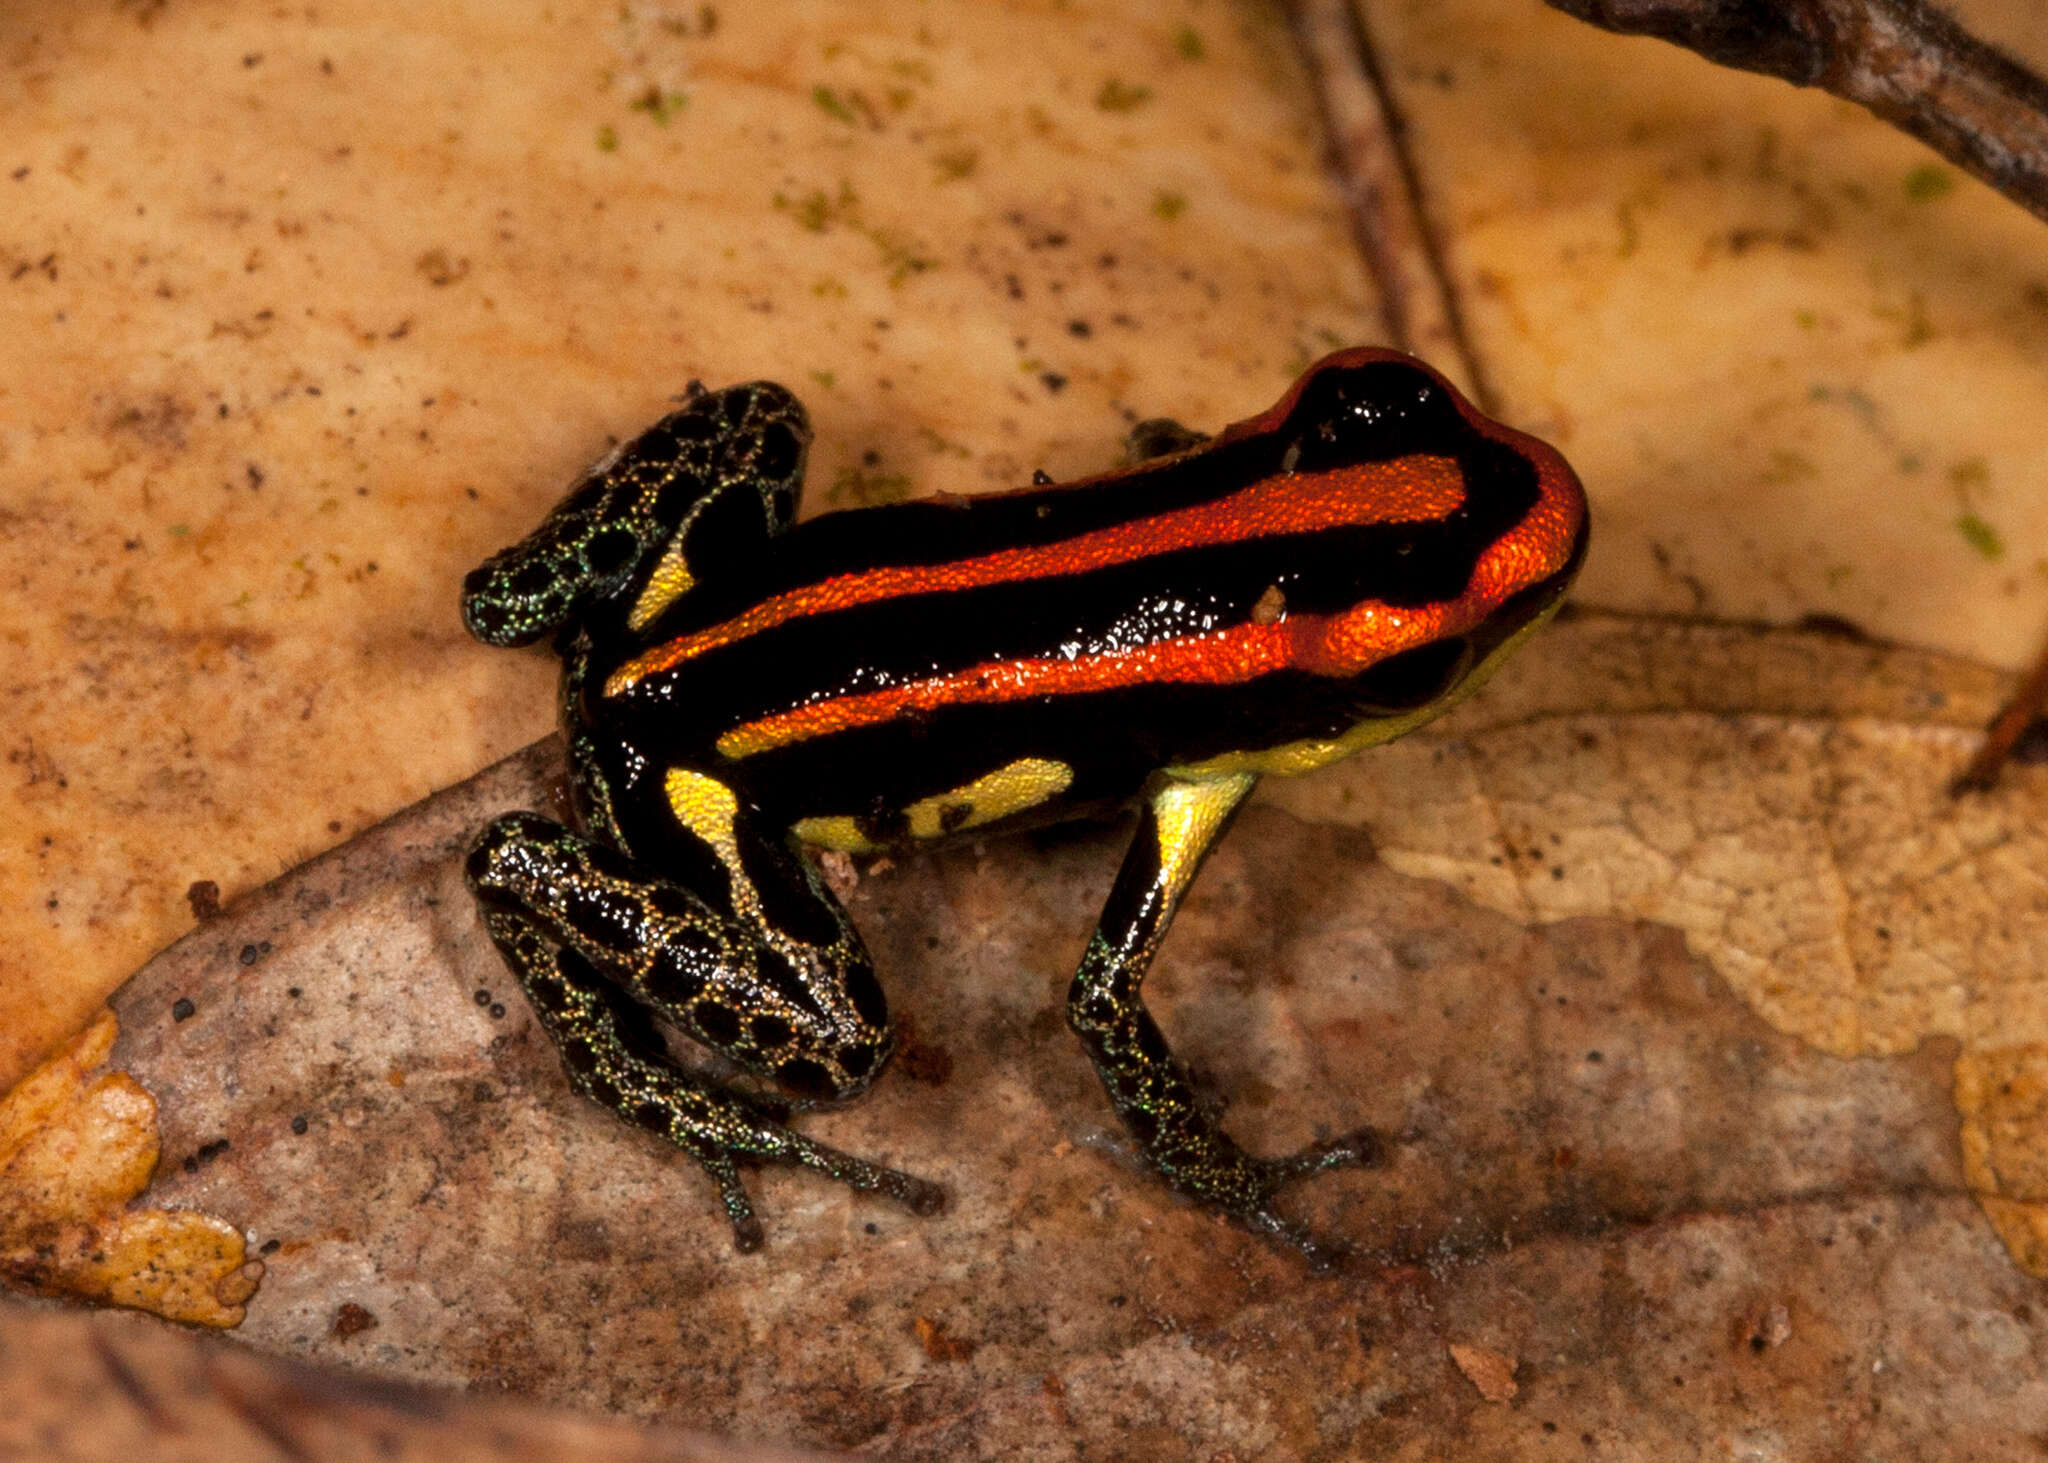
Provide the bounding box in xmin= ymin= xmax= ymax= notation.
xmin=1547 ymin=0 xmax=2048 ymax=225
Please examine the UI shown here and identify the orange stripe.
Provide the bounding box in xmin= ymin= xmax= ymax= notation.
xmin=714 ymin=596 xmax=1477 ymax=760
xmin=605 ymin=455 xmax=1467 ymax=695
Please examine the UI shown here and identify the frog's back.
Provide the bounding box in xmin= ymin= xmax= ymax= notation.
xmin=596 ymin=351 xmax=1585 ymax=847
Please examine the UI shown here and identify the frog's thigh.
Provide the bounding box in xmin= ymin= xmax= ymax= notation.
xmin=474 ymin=898 xmax=941 ymax=1251
xmin=659 ymin=769 xmax=893 ymax=1099
xmin=469 ymin=802 xmax=889 ymax=1102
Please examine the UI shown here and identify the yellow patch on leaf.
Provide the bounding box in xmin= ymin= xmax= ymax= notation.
xmin=0 ymin=1012 xmax=259 ymax=1327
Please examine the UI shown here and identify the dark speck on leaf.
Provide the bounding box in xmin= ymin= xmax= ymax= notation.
xmin=171 ymin=997 xmax=195 ymax=1022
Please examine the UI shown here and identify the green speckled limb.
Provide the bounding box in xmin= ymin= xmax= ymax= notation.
xmin=470 ymin=819 xmax=942 ymax=1252
xmin=1065 ymin=774 xmax=1382 ymax=1266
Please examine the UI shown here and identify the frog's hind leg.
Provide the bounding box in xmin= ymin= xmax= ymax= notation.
xmin=1066 ymin=774 xmax=1383 ymax=1268
xmin=467 ymin=811 xmax=942 ymax=1251
xmin=461 ymin=380 xmax=810 ymax=647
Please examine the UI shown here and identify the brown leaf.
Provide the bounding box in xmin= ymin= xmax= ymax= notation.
xmin=60 ymin=619 xmax=2047 ymax=1453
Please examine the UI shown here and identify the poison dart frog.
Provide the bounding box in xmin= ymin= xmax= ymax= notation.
xmin=461 ymin=348 xmax=1588 ymax=1263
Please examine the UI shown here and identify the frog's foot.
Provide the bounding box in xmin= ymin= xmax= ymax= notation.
xmin=660 ymin=1083 xmax=946 ymax=1254
xmin=481 ymin=909 xmax=942 ymax=1252
xmin=1148 ymin=1125 xmax=1385 ymax=1270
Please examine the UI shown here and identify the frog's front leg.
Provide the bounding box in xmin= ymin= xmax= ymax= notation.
xmin=467 ymin=806 xmax=942 ymax=1251
xmin=1067 ymin=774 xmax=1381 ymax=1266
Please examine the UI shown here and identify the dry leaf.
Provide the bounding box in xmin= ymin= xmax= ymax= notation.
xmin=1267 ymin=613 xmax=2048 ymax=1270
xmin=0 ymin=1303 xmax=843 ymax=1463
xmin=51 ymin=616 xmax=2046 ymax=1456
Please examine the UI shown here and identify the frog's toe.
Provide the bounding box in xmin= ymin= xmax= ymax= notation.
xmin=898 ymin=1173 xmax=948 ymax=1216
xmin=1244 ymin=1208 xmax=1356 ymax=1273
xmin=814 ymin=1144 xmax=947 ymax=1217
xmin=1217 ymin=1127 xmax=1386 ymax=1268
xmin=693 ymin=1147 xmax=769 ymax=1251
xmin=1258 ymin=1124 xmax=1386 ymax=1185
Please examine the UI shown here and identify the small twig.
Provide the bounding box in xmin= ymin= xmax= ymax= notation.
xmin=1951 ymin=634 xmax=2048 ymax=794
xmin=1287 ymin=0 xmax=1496 ymax=410
xmin=1545 ymin=0 xmax=2048 ymax=226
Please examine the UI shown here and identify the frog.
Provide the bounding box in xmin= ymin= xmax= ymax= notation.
xmin=461 ymin=347 xmax=1588 ymax=1264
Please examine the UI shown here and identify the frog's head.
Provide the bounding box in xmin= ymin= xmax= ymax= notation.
xmin=1230 ymin=348 xmax=1589 ymax=746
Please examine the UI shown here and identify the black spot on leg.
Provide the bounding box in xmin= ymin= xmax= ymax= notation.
xmin=694 ymin=1000 xmax=742 ymax=1048
xmin=777 ymin=1057 xmax=836 ymax=1100
xmin=846 ymin=964 xmax=888 ymax=1029
xmin=525 ymin=974 xmax=572 ymax=1015
xmin=647 ymin=884 xmax=704 ymax=921
xmin=1135 ymin=1016 xmax=1170 ymax=1065
xmin=562 ymin=885 xmax=644 ymax=953
xmin=560 ymin=1039 xmax=601 ymax=1075
xmin=586 ymin=527 xmax=638 ymax=575
xmin=750 ymin=1014 xmax=794 ymax=1050
xmin=632 ymin=1099 xmax=672 ymax=1133
xmin=645 ymin=941 xmax=710 ymax=1006
xmin=584 ymin=966 xmax=677 ymax=1065
xmin=587 ymin=1075 xmax=622 ymax=1108
xmin=1125 ymin=1104 xmax=1159 ymax=1144
xmin=837 ymin=1041 xmax=879 ymax=1080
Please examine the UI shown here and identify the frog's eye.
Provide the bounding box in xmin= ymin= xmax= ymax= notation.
xmin=1282 ymin=362 xmax=1455 ymax=473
